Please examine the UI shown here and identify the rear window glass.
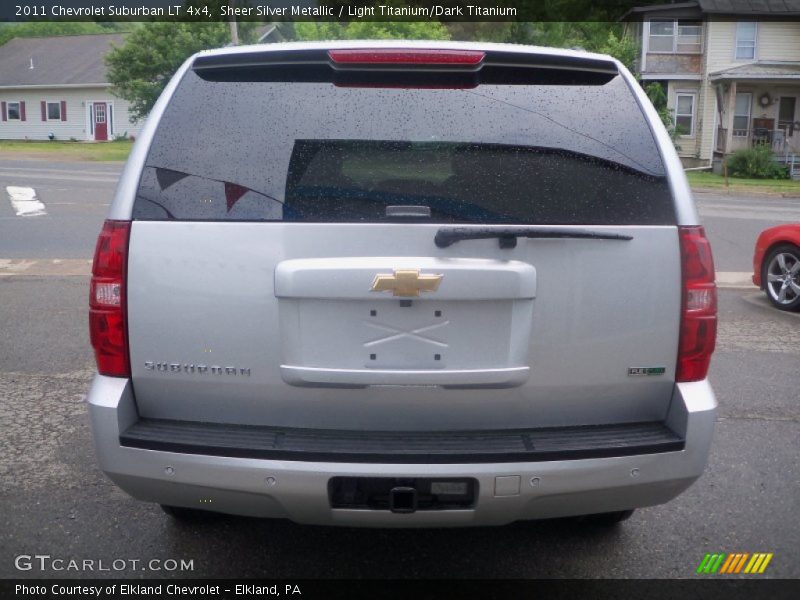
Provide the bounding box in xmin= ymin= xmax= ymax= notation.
xmin=134 ymin=68 xmax=675 ymax=225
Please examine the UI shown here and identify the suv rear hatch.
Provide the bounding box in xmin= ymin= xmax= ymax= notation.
xmin=121 ymin=46 xmax=694 ymax=432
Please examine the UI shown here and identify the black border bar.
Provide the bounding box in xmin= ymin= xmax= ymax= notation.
xmin=2 ymin=579 xmax=799 ymax=600
xmin=5 ymin=0 xmax=785 ymax=23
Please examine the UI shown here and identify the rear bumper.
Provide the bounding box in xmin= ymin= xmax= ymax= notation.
xmin=88 ymin=377 xmax=716 ymax=527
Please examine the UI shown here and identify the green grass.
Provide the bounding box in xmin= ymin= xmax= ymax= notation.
xmin=0 ymin=140 xmax=133 ymax=162
xmin=686 ymin=171 xmax=800 ymax=195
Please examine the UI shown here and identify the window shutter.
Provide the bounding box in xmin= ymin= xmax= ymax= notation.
xmin=20 ymin=101 xmax=26 ymax=121
xmin=61 ymin=100 xmax=67 ymax=121
xmin=41 ymin=101 xmax=47 ymax=121
xmin=1 ymin=101 xmax=6 ymax=121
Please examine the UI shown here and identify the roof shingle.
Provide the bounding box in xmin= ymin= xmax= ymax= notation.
xmin=710 ymin=61 xmax=800 ymax=79
xmin=0 ymin=33 xmax=126 ymax=87
xmin=696 ymin=0 xmax=800 ymax=13
xmin=623 ymin=0 xmax=800 ymax=17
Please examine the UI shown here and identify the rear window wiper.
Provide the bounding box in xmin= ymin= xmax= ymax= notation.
xmin=434 ymin=226 xmax=634 ymax=249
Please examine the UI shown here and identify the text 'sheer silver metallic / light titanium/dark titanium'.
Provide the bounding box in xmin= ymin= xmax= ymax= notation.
xmin=88 ymin=41 xmax=718 ymax=527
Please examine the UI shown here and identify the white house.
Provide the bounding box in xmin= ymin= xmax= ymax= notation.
xmin=623 ymin=0 xmax=800 ymax=171
xmin=0 ymin=33 xmax=142 ymax=141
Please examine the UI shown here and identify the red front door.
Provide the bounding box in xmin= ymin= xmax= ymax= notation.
xmin=93 ymin=102 xmax=108 ymax=141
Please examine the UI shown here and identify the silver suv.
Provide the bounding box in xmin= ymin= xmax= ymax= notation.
xmin=88 ymin=41 xmax=717 ymax=526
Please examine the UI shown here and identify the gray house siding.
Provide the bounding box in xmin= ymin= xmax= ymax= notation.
xmin=626 ymin=1 xmax=800 ymax=166
xmin=0 ymin=87 xmax=141 ymax=141
xmin=0 ymin=33 xmax=142 ymax=141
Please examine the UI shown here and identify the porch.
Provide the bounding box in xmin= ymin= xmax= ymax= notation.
xmin=714 ymin=127 xmax=800 ymax=179
xmin=710 ymin=63 xmax=800 ymax=178
xmin=715 ymin=127 xmax=792 ymax=154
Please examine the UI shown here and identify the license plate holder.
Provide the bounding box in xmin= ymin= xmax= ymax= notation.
xmin=329 ymin=477 xmax=477 ymax=511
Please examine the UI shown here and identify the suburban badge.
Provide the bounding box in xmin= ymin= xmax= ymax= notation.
xmin=144 ymin=361 xmax=250 ymax=376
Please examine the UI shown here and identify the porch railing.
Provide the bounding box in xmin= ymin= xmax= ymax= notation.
xmin=775 ymin=154 xmax=800 ymax=180
xmin=717 ymin=127 xmax=789 ymax=154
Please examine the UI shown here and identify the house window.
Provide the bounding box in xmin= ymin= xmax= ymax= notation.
xmin=677 ymin=21 xmax=702 ymax=53
xmin=733 ymin=93 xmax=752 ymax=136
xmin=675 ymin=93 xmax=696 ymax=136
xmin=47 ymin=102 xmax=61 ymax=120
xmin=649 ymin=20 xmax=675 ymax=52
xmin=648 ymin=20 xmax=703 ymax=53
xmin=7 ymin=101 xmax=21 ymax=120
xmin=735 ymin=22 xmax=757 ymax=60
xmin=778 ymin=97 xmax=796 ymax=135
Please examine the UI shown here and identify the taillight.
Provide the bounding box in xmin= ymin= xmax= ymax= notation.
xmin=90 ymin=220 xmax=131 ymax=377
xmin=677 ymin=226 xmax=717 ymax=382
xmin=328 ymin=49 xmax=485 ymax=66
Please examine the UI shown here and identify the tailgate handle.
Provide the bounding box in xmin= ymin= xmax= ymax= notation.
xmin=434 ymin=226 xmax=634 ymax=249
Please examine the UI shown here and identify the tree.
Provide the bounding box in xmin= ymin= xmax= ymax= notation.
xmin=292 ymin=22 xmax=348 ymax=41
xmin=105 ymin=2 xmax=255 ymax=122
xmin=444 ymin=22 xmax=514 ymax=43
xmin=294 ymin=21 xmax=449 ymax=41
xmin=645 ymin=81 xmax=682 ymax=147
xmin=444 ymin=22 xmax=636 ymax=71
xmin=0 ymin=22 xmax=129 ymax=48
xmin=346 ymin=21 xmax=450 ymax=40
xmin=595 ymin=30 xmax=638 ymax=73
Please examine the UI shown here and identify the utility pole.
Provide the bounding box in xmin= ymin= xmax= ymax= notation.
xmin=228 ymin=0 xmax=239 ymax=45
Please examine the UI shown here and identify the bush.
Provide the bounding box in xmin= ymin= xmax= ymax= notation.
xmin=726 ymin=146 xmax=789 ymax=179
xmin=643 ymin=82 xmax=682 ymax=150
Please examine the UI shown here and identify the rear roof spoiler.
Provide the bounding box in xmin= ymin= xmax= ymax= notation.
xmin=191 ymin=47 xmax=619 ymax=75
xmin=191 ymin=47 xmax=619 ymax=86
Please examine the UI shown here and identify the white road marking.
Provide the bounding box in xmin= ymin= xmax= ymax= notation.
xmin=0 ymin=258 xmax=37 ymax=275
xmin=0 ymin=258 xmax=91 ymax=277
xmin=6 ymin=186 xmax=47 ymax=217
xmin=0 ymin=165 xmax=119 ymax=175
xmin=697 ymin=201 xmax=800 ymax=221
xmin=0 ymin=168 xmax=118 ymax=184
xmin=698 ymin=207 xmax=800 ymax=221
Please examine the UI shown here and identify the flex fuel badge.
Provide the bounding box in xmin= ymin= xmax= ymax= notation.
xmin=628 ymin=367 xmax=666 ymax=376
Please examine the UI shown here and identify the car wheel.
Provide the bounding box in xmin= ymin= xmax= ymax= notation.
xmin=762 ymin=244 xmax=800 ymax=311
xmin=160 ymin=504 xmax=212 ymax=520
xmin=576 ymin=509 xmax=635 ymax=526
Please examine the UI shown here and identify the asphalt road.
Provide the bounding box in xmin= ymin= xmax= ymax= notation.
xmin=1 ymin=158 xmax=797 ymax=271
xmin=0 ymin=160 xmax=120 ymax=259
xmin=0 ymin=159 xmax=798 ymax=579
xmin=695 ymin=191 xmax=800 ymax=272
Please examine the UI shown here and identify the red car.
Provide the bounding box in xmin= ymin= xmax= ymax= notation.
xmin=753 ymin=224 xmax=800 ymax=311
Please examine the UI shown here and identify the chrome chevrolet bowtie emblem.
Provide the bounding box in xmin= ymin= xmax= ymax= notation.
xmin=370 ymin=269 xmax=443 ymax=297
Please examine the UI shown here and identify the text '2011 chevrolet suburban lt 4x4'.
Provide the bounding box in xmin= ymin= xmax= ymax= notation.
xmin=88 ymin=42 xmax=717 ymax=527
